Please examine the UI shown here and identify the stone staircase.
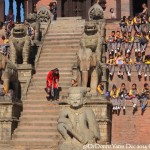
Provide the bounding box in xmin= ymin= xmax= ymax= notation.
xmin=12 ymin=17 xmax=85 ymax=149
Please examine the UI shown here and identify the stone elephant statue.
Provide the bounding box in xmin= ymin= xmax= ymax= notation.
xmin=0 ymin=53 xmax=19 ymax=100
xmin=9 ymin=24 xmax=31 ymax=64
xmin=77 ymin=45 xmax=102 ymax=95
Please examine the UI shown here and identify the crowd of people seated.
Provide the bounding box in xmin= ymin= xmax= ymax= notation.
xmin=105 ymin=5 xmax=150 ymax=114
xmin=106 ymin=10 xmax=150 ymax=78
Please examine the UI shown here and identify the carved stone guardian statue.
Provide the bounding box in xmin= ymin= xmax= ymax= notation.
xmin=9 ymin=24 xmax=31 ymax=64
xmin=57 ymin=87 xmax=100 ymax=150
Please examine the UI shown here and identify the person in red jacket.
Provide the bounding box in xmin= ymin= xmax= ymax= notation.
xmin=46 ymin=68 xmax=59 ymax=100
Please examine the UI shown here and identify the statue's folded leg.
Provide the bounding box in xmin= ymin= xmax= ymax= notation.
xmin=10 ymin=44 xmax=16 ymax=64
xmin=23 ymin=39 xmax=30 ymax=64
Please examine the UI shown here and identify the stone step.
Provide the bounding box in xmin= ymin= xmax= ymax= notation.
xmin=13 ymin=135 xmax=59 ymax=141
xmin=39 ymin=58 xmax=76 ymax=62
xmin=15 ymin=128 xmax=57 ymax=132
xmin=36 ymin=67 xmax=72 ymax=71
xmin=19 ymin=121 xmax=58 ymax=126
xmin=42 ymin=47 xmax=79 ymax=51
xmin=45 ymin=36 xmax=81 ymax=40
xmin=19 ymin=119 xmax=58 ymax=124
xmin=37 ymin=64 xmax=74 ymax=68
xmin=12 ymin=140 xmax=58 ymax=146
xmin=45 ymin=31 xmax=82 ymax=38
xmin=40 ymin=52 xmax=77 ymax=56
xmin=43 ymin=39 xmax=80 ymax=44
xmin=20 ymin=115 xmax=59 ymax=120
xmin=39 ymin=55 xmax=76 ymax=59
xmin=13 ymin=131 xmax=58 ymax=136
xmin=43 ymin=44 xmax=79 ymax=48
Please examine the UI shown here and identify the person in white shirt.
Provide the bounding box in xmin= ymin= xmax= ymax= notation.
xmin=110 ymin=8 xmax=116 ymax=19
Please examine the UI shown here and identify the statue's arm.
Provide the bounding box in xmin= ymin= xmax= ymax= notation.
xmin=86 ymin=108 xmax=100 ymax=140
xmin=57 ymin=110 xmax=72 ymax=140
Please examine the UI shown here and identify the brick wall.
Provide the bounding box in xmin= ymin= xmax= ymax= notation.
xmin=112 ymin=101 xmax=150 ymax=144
xmin=104 ymin=0 xmax=130 ymax=19
xmin=0 ymin=1 xmax=4 ymax=22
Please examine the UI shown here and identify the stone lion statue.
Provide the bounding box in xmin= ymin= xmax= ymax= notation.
xmin=26 ymin=13 xmax=41 ymax=43
xmin=0 ymin=53 xmax=18 ymax=100
xmin=37 ymin=7 xmax=51 ymax=23
xmin=9 ymin=24 xmax=31 ymax=64
xmin=88 ymin=3 xmax=104 ymax=20
xmin=81 ymin=21 xmax=101 ymax=62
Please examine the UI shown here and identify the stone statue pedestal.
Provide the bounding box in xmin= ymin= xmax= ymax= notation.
xmin=59 ymin=95 xmax=112 ymax=145
xmin=16 ymin=64 xmax=33 ymax=97
xmin=0 ymin=97 xmax=22 ymax=141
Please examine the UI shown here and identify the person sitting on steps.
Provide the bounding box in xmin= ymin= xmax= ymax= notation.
xmin=143 ymin=54 xmax=150 ymax=78
xmin=140 ymin=83 xmax=149 ymax=112
xmin=140 ymin=31 xmax=149 ymax=53
xmin=115 ymin=31 xmax=123 ymax=54
xmin=133 ymin=14 xmax=142 ymax=33
xmin=106 ymin=53 xmax=115 ymax=77
xmin=134 ymin=51 xmax=144 ymax=77
xmin=115 ymin=51 xmax=124 ymax=77
xmin=124 ymin=53 xmax=132 ymax=77
xmin=0 ymin=80 xmax=6 ymax=96
xmin=120 ymin=16 xmax=127 ymax=34
xmin=110 ymin=84 xmax=119 ymax=111
xmin=118 ymin=83 xmax=129 ymax=112
xmin=129 ymin=83 xmax=140 ymax=112
xmin=106 ymin=31 xmax=116 ymax=54
xmin=125 ymin=32 xmax=134 ymax=54
xmin=126 ymin=16 xmax=133 ymax=33
xmin=71 ymin=79 xmax=78 ymax=87
xmin=133 ymin=32 xmax=142 ymax=53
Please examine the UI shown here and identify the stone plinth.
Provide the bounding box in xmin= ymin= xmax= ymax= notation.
xmin=59 ymin=95 xmax=112 ymax=144
xmin=16 ymin=64 xmax=33 ymax=96
xmin=0 ymin=98 xmax=22 ymax=141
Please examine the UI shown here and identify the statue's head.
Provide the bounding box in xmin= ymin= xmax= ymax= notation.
xmin=84 ymin=21 xmax=98 ymax=34
xmin=37 ymin=7 xmax=50 ymax=22
xmin=12 ymin=24 xmax=27 ymax=36
xmin=89 ymin=3 xmax=104 ymax=20
xmin=68 ymin=87 xmax=87 ymax=108
xmin=26 ymin=13 xmax=37 ymax=22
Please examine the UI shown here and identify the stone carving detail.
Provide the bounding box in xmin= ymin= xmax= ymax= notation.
xmin=57 ymin=87 xmax=100 ymax=150
xmin=0 ymin=53 xmax=18 ymax=99
xmin=9 ymin=24 xmax=31 ymax=64
xmin=26 ymin=13 xmax=41 ymax=43
xmin=88 ymin=3 xmax=104 ymax=20
xmin=37 ymin=7 xmax=51 ymax=23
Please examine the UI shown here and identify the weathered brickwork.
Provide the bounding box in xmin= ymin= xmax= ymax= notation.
xmin=0 ymin=1 xmax=4 ymax=22
xmin=104 ymin=0 xmax=130 ymax=19
xmin=112 ymin=102 xmax=150 ymax=144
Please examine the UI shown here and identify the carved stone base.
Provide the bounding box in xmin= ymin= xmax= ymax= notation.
xmin=16 ymin=64 xmax=33 ymax=96
xmin=0 ymin=100 xmax=22 ymax=141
